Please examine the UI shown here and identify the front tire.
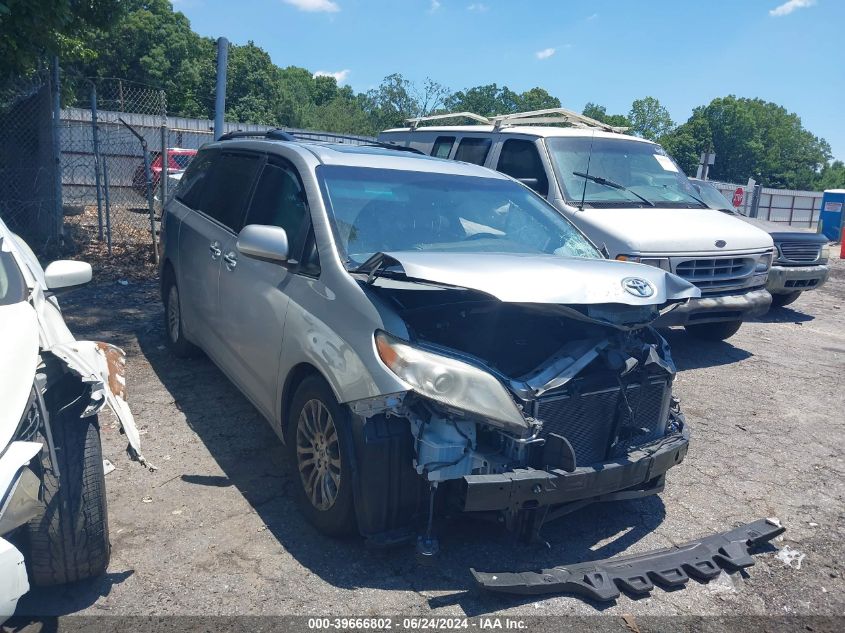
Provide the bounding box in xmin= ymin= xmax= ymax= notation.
xmin=771 ymin=291 xmax=802 ymax=308
xmin=163 ymin=276 xmax=198 ymax=358
xmin=684 ymin=320 xmax=743 ymax=341
xmin=26 ymin=406 xmax=110 ymax=587
xmin=286 ymin=376 xmax=356 ymax=536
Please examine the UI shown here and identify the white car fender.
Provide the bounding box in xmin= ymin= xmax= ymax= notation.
xmin=0 ymin=537 xmax=28 ymax=623
xmin=0 ymin=303 xmax=40 ymax=450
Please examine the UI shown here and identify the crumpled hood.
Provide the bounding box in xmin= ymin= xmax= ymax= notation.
xmin=0 ymin=302 xmax=40 ymax=449
xmin=374 ymin=251 xmax=700 ymax=306
xmin=576 ymin=206 xmax=774 ymax=254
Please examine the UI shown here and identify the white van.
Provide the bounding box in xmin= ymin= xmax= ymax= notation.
xmin=379 ymin=109 xmax=775 ymax=340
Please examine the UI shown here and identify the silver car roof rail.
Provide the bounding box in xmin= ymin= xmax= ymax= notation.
xmin=405 ymin=107 xmax=628 ymax=133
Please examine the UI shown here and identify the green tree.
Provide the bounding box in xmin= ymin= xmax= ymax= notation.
xmin=628 ymin=96 xmax=673 ymax=141
xmin=0 ymin=0 xmax=125 ymax=80
xmin=815 ymin=160 xmax=845 ymax=190
xmin=514 ymin=87 xmax=560 ymax=112
xmin=660 ymin=96 xmax=831 ymax=188
xmin=581 ymin=102 xmax=631 ymax=129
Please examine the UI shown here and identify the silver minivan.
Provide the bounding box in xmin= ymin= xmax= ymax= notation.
xmin=160 ymin=132 xmax=698 ymax=552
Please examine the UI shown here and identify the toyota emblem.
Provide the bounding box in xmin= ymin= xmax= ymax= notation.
xmin=622 ymin=277 xmax=655 ymax=298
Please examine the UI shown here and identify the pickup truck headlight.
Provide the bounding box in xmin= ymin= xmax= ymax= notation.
xmin=755 ymin=253 xmax=773 ymax=273
xmin=616 ymin=255 xmax=671 ymax=271
xmin=820 ymin=243 xmax=830 ymax=264
xmin=375 ymin=331 xmax=528 ymax=432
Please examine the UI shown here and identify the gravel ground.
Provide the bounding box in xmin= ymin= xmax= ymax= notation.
xmin=8 ymin=255 xmax=845 ymax=624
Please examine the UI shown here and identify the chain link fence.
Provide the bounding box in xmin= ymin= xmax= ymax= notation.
xmin=61 ymin=79 xmax=167 ymax=270
xmin=0 ymin=68 xmax=62 ymax=251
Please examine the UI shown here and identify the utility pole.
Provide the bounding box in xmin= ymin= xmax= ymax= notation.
xmin=213 ymin=37 xmax=229 ymax=141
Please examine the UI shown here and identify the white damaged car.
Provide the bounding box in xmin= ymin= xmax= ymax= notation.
xmin=0 ymin=218 xmax=145 ymax=620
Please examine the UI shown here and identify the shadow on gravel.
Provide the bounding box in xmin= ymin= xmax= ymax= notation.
xmin=661 ymin=328 xmax=753 ymax=372
xmin=11 ymin=570 xmax=135 ymax=620
xmin=136 ymin=307 xmax=668 ymax=614
xmin=752 ymin=305 xmax=815 ymax=324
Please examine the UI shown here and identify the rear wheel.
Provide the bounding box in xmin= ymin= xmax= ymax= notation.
xmin=684 ymin=320 xmax=743 ymax=341
xmin=771 ymin=291 xmax=802 ymax=308
xmin=26 ymin=400 xmax=110 ymax=586
xmin=287 ymin=376 xmax=356 ymax=536
xmin=163 ymin=275 xmax=198 ymax=357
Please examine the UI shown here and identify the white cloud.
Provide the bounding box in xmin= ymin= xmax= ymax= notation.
xmin=429 ymin=0 xmax=441 ymax=13
xmin=467 ymin=3 xmax=488 ymax=11
xmin=769 ymin=0 xmax=815 ymax=16
xmin=586 ymin=12 xmax=598 ymax=20
xmin=313 ymin=69 xmax=350 ymax=83
xmin=535 ymin=47 xmax=556 ymax=60
xmin=283 ymin=0 xmax=340 ymax=13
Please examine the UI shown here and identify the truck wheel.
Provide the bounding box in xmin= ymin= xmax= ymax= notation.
xmin=163 ymin=275 xmax=199 ymax=358
xmin=287 ymin=375 xmax=356 ymax=536
xmin=26 ymin=409 xmax=110 ymax=586
xmin=684 ymin=320 xmax=743 ymax=341
xmin=771 ymin=291 xmax=802 ymax=308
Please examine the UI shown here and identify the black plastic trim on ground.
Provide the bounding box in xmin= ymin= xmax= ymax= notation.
xmin=471 ymin=518 xmax=785 ymax=601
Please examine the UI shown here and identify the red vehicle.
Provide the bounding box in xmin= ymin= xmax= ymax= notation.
xmin=132 ymin=148 xmax=197 ymax=197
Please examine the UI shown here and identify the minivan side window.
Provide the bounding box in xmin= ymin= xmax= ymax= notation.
xmin=244 ymin=162 xmax=309 ymax=257
xmin=431 ymin=136 xmax=455 ymax=159
xmin=496 ymin=139 xmax=549 ymax=196
xmin=198 ymin=153 xmax=262 ymax=232
xmin=454 ymin=137 xmax=492 ymax=165
xmin=175 ymin=149 xmax=216 ymax=209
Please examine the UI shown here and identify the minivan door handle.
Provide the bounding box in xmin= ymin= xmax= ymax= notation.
xmin=209 ymin=241 xmax=222 ymax=259
xmin=223 ymin=252 xmax=238 ymax=270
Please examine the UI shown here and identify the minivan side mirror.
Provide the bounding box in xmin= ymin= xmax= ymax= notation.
xmin=237 ymin=224 xmax=289 ymax=264
xmin=44 ymin=260 xmax=93 ymax=291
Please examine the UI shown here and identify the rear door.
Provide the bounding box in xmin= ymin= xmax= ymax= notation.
xmin=176 ymin=149 xmax=262 ymax=356
xmin=216 ymin=155 xmax=311 ymax=417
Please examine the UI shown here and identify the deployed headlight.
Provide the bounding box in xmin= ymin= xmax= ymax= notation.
xmin=755 ymin=252 xmax=773 ymax=273
xmin=616 ymin=255 xmax=671 ymax=271
xmin=374 ymin=331 xmax=528 ymax=431
xmin=820 ymin=243 xmax=830 ymax=263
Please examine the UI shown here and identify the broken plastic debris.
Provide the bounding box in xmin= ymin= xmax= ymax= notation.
xmin=142 ymin=496 xmax=153 ymax=503
xmin=103 ymin=459 xmax=115 ymax=475
xmin=708 ymin=570 xmax=737 ymax=594
xmin=775 ymin=545 xmax=806 ymax=570
xmin=118 ymin=280 xmax=129 ymax=286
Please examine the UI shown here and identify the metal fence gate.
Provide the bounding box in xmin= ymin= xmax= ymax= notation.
xmin=61 ymin=79 xmax=167 ymax=264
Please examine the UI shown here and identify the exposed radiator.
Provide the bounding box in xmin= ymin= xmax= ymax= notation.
xmin=535 ymin=377 xmax=671 ymax=466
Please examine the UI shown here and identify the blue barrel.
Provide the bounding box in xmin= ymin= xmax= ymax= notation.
xmin=820 ymin=189 xmax=845 ymax=240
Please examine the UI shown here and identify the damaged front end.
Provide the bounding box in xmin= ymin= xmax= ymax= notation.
xmin=348 ymin=253 xmax=698 ymax=544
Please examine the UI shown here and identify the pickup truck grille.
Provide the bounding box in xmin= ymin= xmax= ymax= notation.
xmin=674 ymin=257 xmax=754 ymax=289
xmin=535 ymin=377 xmax=671 ymax=466
xmin=778 ymin=242 xmax=820 ymax=264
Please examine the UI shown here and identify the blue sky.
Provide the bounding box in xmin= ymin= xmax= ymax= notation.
xmin=173 ymin=0 xmax=844 ymax=160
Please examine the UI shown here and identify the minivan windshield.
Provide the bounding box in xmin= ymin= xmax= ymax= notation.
xmin=547 ymin=137 xmax=706 ymax=209
xmin=317 ymin=166 xmax=600 ymax=267
xmin=692 ymin=179 xmax=737 ymax=212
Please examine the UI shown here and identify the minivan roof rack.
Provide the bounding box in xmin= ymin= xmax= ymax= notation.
xmin=405 ymin=107 xmax=628 ymax=133
xmin=217 ymin=129 xmax=296 ymax=142
xmin=217 ymin=129 xmax=424 ymax=154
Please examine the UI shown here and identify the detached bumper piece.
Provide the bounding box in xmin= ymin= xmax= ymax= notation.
xmin=471 ymin=518 xmax=784 ymax=601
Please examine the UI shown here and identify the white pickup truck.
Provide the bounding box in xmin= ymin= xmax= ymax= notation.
xmin=380 ymin=109 xmax=775 ymax=340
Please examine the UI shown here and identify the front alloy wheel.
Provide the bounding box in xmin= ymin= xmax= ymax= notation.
xmin=287 ymin=376 xmax=355 ymax=536
xmin=296 ymin=399 xmax=342 ymax=511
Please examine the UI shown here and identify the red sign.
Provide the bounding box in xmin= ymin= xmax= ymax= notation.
xmin=732 ymin=187 xmax=745 ymax=207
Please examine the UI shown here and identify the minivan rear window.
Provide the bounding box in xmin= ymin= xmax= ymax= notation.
xmin=454 ymin=137 xmax=492 ymax=165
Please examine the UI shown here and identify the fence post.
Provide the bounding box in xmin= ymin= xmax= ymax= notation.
xmin=91 ymin=84 xmax=104 ymax=240
xmin=749 ymin=184 xmax=762 ymax=219
xmin=160 ymin=125 xmax=168 ymax=207
xmin=50 ymin=56 xmax=63 ymax=243
xmin=213 ymin=37 xmax=229 ymax=140
xmin=102 ymin=158 xmax=112 ymax=255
